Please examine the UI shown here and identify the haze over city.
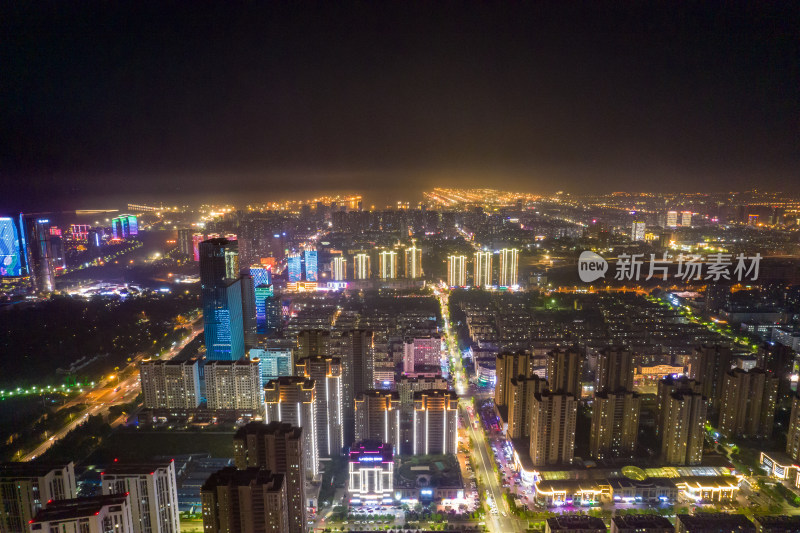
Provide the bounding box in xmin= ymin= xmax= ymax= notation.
xmin=2 ymin=3 xmax=800 ymax=533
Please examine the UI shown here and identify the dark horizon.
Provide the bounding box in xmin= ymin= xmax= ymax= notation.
xmin=2 ymin=2 xmax=799 ymax=211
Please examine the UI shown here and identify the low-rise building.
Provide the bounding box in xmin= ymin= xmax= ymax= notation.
xmin=534 ymin=480 xmax=611 ymax=506
xmin=611 ymin=515 xmax=672 ymax=533
xmin=676 ymin=513 xmax=755 ymax=533
xmin=546 ymin=514 xmax=607 ymax=533
xmin=753 ymin=515 xmax=800 ymax=533
xmin=607 ymin=477 xmax=678 ymax=503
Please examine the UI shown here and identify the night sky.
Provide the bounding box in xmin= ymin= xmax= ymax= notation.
xmin=1 ymin=2 xmax=798 ymax=210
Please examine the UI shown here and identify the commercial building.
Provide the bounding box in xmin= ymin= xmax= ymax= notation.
xmin=506 ymin=375 xmax=548 ymax=439
xmin=0 ymin=216 xmax=25 ymax=278
xmin=111 ymin=214 xmax=139 ymax=239
xmin=201 ymin=467 xmax=289 ymax=533
xmin=354 ymin=390 xmax=401 ymax=452
xmin=676 ymin=513 xmax=755 ymax=533
xmin=303 ymin=249 xmax=318 ymax=282
xmin=666 ymin=210 xmax=678 ymax=228
xmin=590 ymin=391 xmax=641 ymax=460
xmin=287 ymin=253 xmax=302 ymax=282
xmin=718 ymin=368 xmax=779 ymax=438
xmin=200 ymin=238 xmax=245 ymax=361
xmin=447 ymin=254 xmax=467 ymax=287
xmin=295 ymin=355 xmax=344 ymax=457
xmin=529 ymin=392 xmax=578 ymax=466
xmin=140 ymin=358 xmax=201 ymax=410
xmin=0 ymin=462 xmax=77 ymax=533
xmin=204 ymin=359 xmax=264 ymax=418
xmin=232 ymin=422 xmax=306 ymax=533
xmin=660 ymin=390 xmax=707 ymax=465
xmin=546 ymin=347 xmax=585 ymax=396
xmin=30 ymin=494 xmax=133 ymax=533
xmin=101 ymin=462 xmax=180 ymax=533
xmin=347 ymin=441 xmax=394 ymax=506
xmin=630 ymin=221 xmax=646 ymax=242
xmin=405 ymin=244 xmax=423 ymax=279
xmin=611 ymin=515 xmax=672 ymax=533
xmin=22 ymin=215 xmax=56 ymax=292
xmin=473 ymin=251 xmax=493 ymax=287
xmin=498 ymin=248 xmax=519 ymax=287
xmin=413 ymin=390 xmax=459 ymax=455
xmin=249 ymin=347 xmax=293 ymax=382
xmin=263 ymin=377 xmax=319 ymax=479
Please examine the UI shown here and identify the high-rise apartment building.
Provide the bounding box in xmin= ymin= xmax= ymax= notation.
xmin=232 ymin=422 xmax=306 ymax=533
xmin=718 ymin=368 xmax=778 ymax=438
xmin=655 ymin=376 xmax=702 ymax=435
xmin=295 ymin=356 xmax=344 ymax=456
xmin=506 ymin=375 xmax=548 ymax=439
xmin=473 ymin=251 xmax=493 ymax=287
xmin=495 ymin=352 xmax=534 ymax=408
xmin=498 ymin=248 xmax=519 ymax=287
xmin=447 ymin=255 xmax=467 ymax=287
xmin=101 ymin=462 xmax=180 ymax=533
xmin=529 ymin=392 xmax=578 ymax=466
xmin=396 ymin=376 xmax=449 ymax=455
xmin=331 ymin=255 xmax=346 ymax=281
xmin=412 ymin=390 xmax=458 ymax=455
xmin=177 ymin=228 xmax=193 ymax=256
xmin=263 ymin=377 xmax=319 ymax=478
xmin=595 ymin=347 xmax=634 ymax=392
xmin=590 ymin=390 xmax=641 ymax=460
xmin=378 ymin=249 xmax=398 ymax=280
xmin=354 ymin=252 xmax=370 ymax=280
xmin=689 ymin=344 xmax=733 ymax=409
xmin=204 ymin=359 xmax=264 ymax=417
xmin=402 ymin=336 xmax=441 ymax=374
xmin=787 ymin=395 xmax=800 ymax=461
xmin=296 ymin=329 xmax=332 ymax=359
xmin=680 ymin=211 xmax=692 ymax=227
xmin=405 ymin=243 xmax=422 ymax=279
xmin=30 ymin=494 xmax=133 ymax=533
xmin=240 ymin=273 xmax=257 ymax=348
xmin=660 ymin=390 xmax=707 ymax=465
xmin=0 ymin=462 xmax=77 ymax=532
xmin=666 ymin=210 xmax=678 ymax=228
xmin=201 ymin=467 xmax=289 ymax=533
xmin=354 ymin=390 xmax=401 ymax=452
xmin=140 ymin=358 xmax=201 ymax=411
xmin=546 ymin=347 xmax=585 ymax=396
xmin=200 ymin=238 xmax=245 ymax=361
xmin=340 ymin=329 xmax=374 ymax=446
xmin=630 ymin=221 xmax=646 ymax=242
xmin=249 ymin=348 xmax=293 ymax=382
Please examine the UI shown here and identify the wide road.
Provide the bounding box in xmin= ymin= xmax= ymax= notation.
xmin=20 ymin=317 xmax=204 ymax=461
xmin=435 ymin=286 xmax=525 ymax=533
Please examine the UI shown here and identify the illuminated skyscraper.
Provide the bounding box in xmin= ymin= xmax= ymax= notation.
xmin=666 ymin=210 xmax=678 ymax=228
xmin=404 ymin=243 xmax=422 ymax=279
xmin=354 ymin=390 xmax=400 ymax=452
xmin=264 ymin=377 xmax=319 ymax=478
xmin=529 ymin=392 xmax=578 ymax=466
xmin=447 ymin=254 xmax=467 ymax=287
xmin=354 ymin=252 xmax=370 ymax=280
xmin=680 ymin=211 xmax=693 ymax=227
xmin=22 ymin=215 xmax=55 ymax=292
xmin=201 ymin=468 xmax=289 ymax=533
xmin=660 ymin=389 xmax=706 ymax=465
xmin=287 ymin=253 xmax=302 ymax=282
xmin=331 ymin=255 xmax=346 ymax=281
xmin=378 ymin=249 xmax=397 ymax=280
xmin=412 ymin=390 xmax=458 ymax=455
xmin=631 ymin=221 xmax=646 ymax=241
xmin=250 ymin=264 xmax=274 ymax=335
xmin=473 ymin=250 xmax=492 ymax=287
xmin=0 ymin=216 xmax=24 ymax=278
xmin=101 ymin=462 xmax=180 ymax=533
xmin=111 ymin=214 xmax=138 ymax=239
xmin=304 ymin=248 xmax=318 ymax=281
xmin=200 ymin=238 xmax=245 ymax=361
xmin=296 ymin=356 xmax=344 ymax=456
xmin=498 ymin=248 xmax=519 ymax=287
xmin=590 ymin=390 xmax=641 ymax=460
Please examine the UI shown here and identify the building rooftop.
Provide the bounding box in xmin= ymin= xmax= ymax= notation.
xmin=753 ymin=515 xmax=800 ymax=530
xmin=31 ymin=494 xmax=129 ymax=523
xmin=201 ymin=466 xmax=283 ymax=491
xmin=233 ymin=421 xmax=303 ymax=439
xmin=0 ymin=462 xmax=72 ymax=478
xmin=349 ymin=440 xmax=393 ymax=463
xmin=611 ymin=514 xmax=672 ymax=528
xmin=676 ymin=513 xmax=755 ymax=531
xmin=101 ymin=461 xmax=174 ymax=476
xmin=546 ymin=514 xmax=606 ymax=531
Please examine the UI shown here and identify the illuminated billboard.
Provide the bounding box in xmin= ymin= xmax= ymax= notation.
xmin=0 ymin=217 xmax=23 ymax=277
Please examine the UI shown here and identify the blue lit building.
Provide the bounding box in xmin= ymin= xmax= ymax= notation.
xmin=0 ymin=216 xmax=24 ymax=277
xmin=200 ymin=238 xmax=245 ymax=361
xmin=304 ymin=249 xmax=318 ymax=281
xmin=254 ymin=284 xmax=275 ymax=334
xmin=288 ymin=253 xmax=302 ymax=282
xmin=250 ymin=265 xmax=271 ymax=287
xmin=111 ymin=214 xmax=138 ymax=239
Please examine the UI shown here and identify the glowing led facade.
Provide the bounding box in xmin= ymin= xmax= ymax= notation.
xmin=288 ymin=253 xmax=302 ymax=282
xmin=0 ymin=217 xmax=24 ymax=277
xmin=498 ymin=248 xmax=519 ymax=287
xmin=412 ymin=390 xmax=458 ymax=455
xmin=447 ymin=254 xmax=467 ymax=287
xmin=304 ymin=249 xmax=318 ymax=281
xmin=473 ymin=251 xmax=492 ymax=287
xmin=200 ymin=239 xmax=245 ymax=361
xmin=405 ymin=244 xmax=422 ymax=279
xmin=347 ymin=441 xmax=394 ymax=506
xmin=264 ymin=377 xmax=319 ymax=478
xmin=296 ymin=356 xmax=344 ymax=457
xmin=354 ymin=253 xmax=370 ymax=280
xmin=354 ymin=391 xmax=400 ymax=453
xmin=378 ymin=250 xmax=397 ymax=280
xmin=331 ymin=255 xmax=346 ymax=281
